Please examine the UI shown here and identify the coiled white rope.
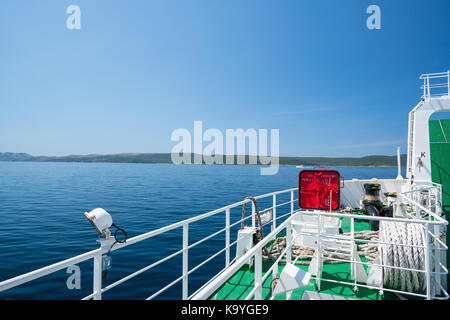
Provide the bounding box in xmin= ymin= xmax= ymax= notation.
xmin=379 ymin=220 xmax=426 ymax=293
xmin=266 ymin=223 xmax=428 ymax=294
xmin=264 ymin=231 xmax=379 ymax=264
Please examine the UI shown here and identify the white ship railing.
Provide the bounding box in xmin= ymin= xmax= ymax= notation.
xmin=193 ymin=182 xmax=448 ymax=301
xmin=420 ymin=71 xmax=450 ymax=100
xmin=0 ymin=182 xmax=448 ymax=300
xmin=0 ymin=188 xmax=298 ymax=300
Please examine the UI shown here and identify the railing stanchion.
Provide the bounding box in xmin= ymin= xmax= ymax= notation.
xmin=225 ymin=209 xmax=230 ymax=268
xmin=423 ymin=77 xmax=427 ymax=99
xmin=182 ymin=223 xmax=189 ymax=300
xmin=286 ymin=221 xmax=292 ymax=264
xmin=425 ymin=223 xmax=431 ymax=300
xmin=290 ymin=190 xmax=294 ymax=215
xmin=351 ymin=216 xmax=356 ymax=290
xmin=93 ymin=252 xmax=102 ymax=300
xmin=447 ymin=70 xmax=449 ymax=96
xmin=286 ymin=221 xmax=292 ymax=300
xmin=255 ymin=248 xmax=262 ymax=300
xmin=252 ymin=201 xmax=255 ymax=228
xmin=434 ymin=224 xmax=441 ymax=297
xmin=272 ymin=194 xmax=277 ymax=231
xmin=317 ymin=212 xmax=322 ymax=291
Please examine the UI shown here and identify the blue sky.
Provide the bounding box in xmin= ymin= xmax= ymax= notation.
xmin=0 ymin=0 xmax=449 ymax=157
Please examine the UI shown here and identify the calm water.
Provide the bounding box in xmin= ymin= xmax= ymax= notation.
xmin=0 ymin=162 xmax=403 ymax=299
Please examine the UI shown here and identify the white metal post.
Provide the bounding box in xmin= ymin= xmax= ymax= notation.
xmin=434 ymin=224 xmax=441 ymax=297
xmin=254 ymin=248 xmax=262 ymax=300
xmin=251 ymin=201 xmax=255 ymax=228
xmin=286 ymin=221 xmax=292 ymax=264
xmin=317 ymin=212 xmax=322 ymax=291
xmin=424 ymin=223 xmax=431 ymax=300
xmin=290 ymin=190 xmax=294 ymax=215
xmin=182 ymin=223 xmax=189 ymax=300
xmin=351 ymin=217 xmax=356 ymax=290
xmin=423 ymin=78 xmax=427 ymax=99
xmin=272 ymin=194 xmax=277 ymax=231
xmin=448 ymin=70 xmax=449 ymax=96
xmin=286 ymin=221 xmax=292 ymax=300
xmin=225 ymin=208 xmax=230 ymax=268
xmin=93 ymin=253 xmax=102 ymax=300
xmin=272 ymin=260 xmax=278 ymax=298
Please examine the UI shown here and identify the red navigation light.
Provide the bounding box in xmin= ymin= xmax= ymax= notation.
xmin=298 ymin=167 xmax=341 ymax=211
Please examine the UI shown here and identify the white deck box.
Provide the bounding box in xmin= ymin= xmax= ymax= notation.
xmin=291 ymin=213 xmax=341 ymax=247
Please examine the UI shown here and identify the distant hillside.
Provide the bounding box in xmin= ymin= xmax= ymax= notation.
xmin=0 ymin=152 xmax=407 ymax=167
xmin=0 ymin=152 xmax=35 ymax=161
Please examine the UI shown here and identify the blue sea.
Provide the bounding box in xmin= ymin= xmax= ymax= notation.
xmin=0 ymin=162 xmax=404 ymax=299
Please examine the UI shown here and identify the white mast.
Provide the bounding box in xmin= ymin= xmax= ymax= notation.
xmin=396 ymin=146 xmax=403 ymax=180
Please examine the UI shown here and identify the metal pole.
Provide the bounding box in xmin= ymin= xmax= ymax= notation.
xmin=255 ymin=248 xmax=262 ymax=300
xmin=434 ymin=224 xmax=441 ymax=297
xmin=424 ymin=223 xmax=431 ymax=300
xmin=272 ymin=194 xmax=277 ymax=231
xmin=182 ymin=223 xmax=189 ymax=300
xmin=290 ymin=190 xmax=294 ymax=215
xmin=397 ymin=146 xmax=403 ymax=180
xmin=286 ymin=221 xmax=292 ymax=264
xmin=286 ymin=221 xmax=292 ymax=300
xmin=351 ymin=216 xmax=356 ymax=290
xmin=93 ymin=253 xmax=102 ymax=300
xmin=448 ymin=70 xmax=449 ymax=97
xmin=225 ymin=208 xmax=230 ymax=268
xmin=317 ymin=212 xmax=322 ymax=291
xmin=251 ymin=201 xmax=255 ymax=228
xmin=423 ymin=78 xmax=426 ymax=99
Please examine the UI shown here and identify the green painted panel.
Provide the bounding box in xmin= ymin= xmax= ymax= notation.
xmin=429 ymin=119 xmax=449 ymax=143
xmin=429 ymin=119 xmax=450 ymax=290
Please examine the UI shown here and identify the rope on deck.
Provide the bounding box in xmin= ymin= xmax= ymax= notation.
xmin=263 ymin=230 xmax=379 ymax=265
xmin=265 ymin=225 xmax=427 ymax=293
xmin=379 ymin=220 xmax=426 ymax=293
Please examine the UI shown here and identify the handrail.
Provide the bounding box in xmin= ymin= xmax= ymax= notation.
xmin=191 ymin=212 xmax=296 ymax=300
xmin=194 ymin=213 xmax=448 ymax=300
xmin=0 ymin=187 xmax=298 ymax=300
xmin=0 ymin=182 xmax=446 ymax=300
xmin=193 ymin=181 xmax=448 ymax=301
xmin=420 ymin=71 xmax=450 ymax=100
xmin=0 ymin=248 xmax=101 ymax=292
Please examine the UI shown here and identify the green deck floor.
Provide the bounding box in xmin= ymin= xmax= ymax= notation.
xmin=209 ymin=216 xmax=398 ymax=300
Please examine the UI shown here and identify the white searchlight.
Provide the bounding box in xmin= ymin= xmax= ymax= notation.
xmin=84 ymin=208 xmax=113 ymax=238
xmin=84 ymin=208 xmax=128 ymax=284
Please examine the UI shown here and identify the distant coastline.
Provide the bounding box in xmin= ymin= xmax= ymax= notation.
xmin=0 ymin=152 xmax=407 ymax=167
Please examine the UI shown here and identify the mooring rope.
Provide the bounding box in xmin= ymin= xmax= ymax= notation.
xmin=264 ymin=225 xmax=427 ymax=294
xmin=379 ymin=220 xmax=426 ymax=293
xmin=263 ymin=221 xmax=426 ymax=293
xmin=262 ymin=230 xmax=379 ymax=265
